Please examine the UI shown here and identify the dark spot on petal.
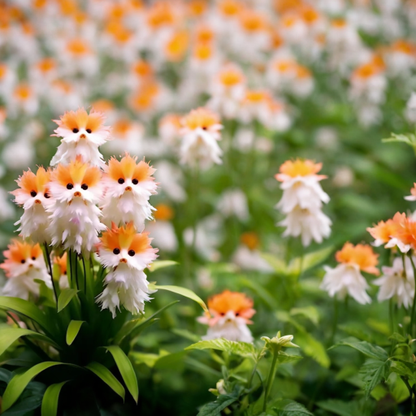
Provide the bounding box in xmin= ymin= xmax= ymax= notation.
xmin=118 ymin=178 xmax=125 ymax=184
xmin=128 ymin=250 xmax=135 ymax=256
xmin=72 ymin=128 xmax=79 ymax=133
xmin=81 ymin=184 xmax=88 ymax=190
xmin=66 ymin=183 xmax=74 ymax=190
xmin=30 ymin=190 xmax=37 ymax=197
xmin=132 ymin=179 xmax=139 ymax=185
xmin=113 ymin=248 xmax=120 ymax=255
xmin=86 ymin=129 xmax=92 ymax=134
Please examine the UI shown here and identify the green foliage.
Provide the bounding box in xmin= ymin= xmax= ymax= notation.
xmin=65 ymin=320 xmax=85 ymax=345
xmin=41 ymin=381 xmax=68 ymax=416
xmin=272 ymin=399 xmax=313 ymax=416
xmin=197 ymin=386 xmax=244 ymax=416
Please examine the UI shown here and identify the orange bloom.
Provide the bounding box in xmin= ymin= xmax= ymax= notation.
xmin=54 ymin=108 xmax=106 ymax=134
xmin=335 ymin=242 xmax=379 ymax=275
xmin=208 ymin=290 xmax=255 ymax=321
xmin=181 ymin=107 xmax=219 ymax=130
xmin=53 ymin=157 xmax=101 ymax=188
xmin=100 ymin=222 xmax=152 ymax=254
xmin=107 ymin=154 xmax=155 ymax=183
xmin=275 ymin=159 xmax=326 ymax=181
xmin=1 ymin=240 xmax=42 ymax=277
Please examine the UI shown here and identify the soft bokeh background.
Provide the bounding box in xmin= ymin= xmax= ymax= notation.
xmin=1 ymin=0 xmax=416 ymax=414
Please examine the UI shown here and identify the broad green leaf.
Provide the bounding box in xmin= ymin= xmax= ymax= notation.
xmin=130 ymin=352 xmax=164 ymax=368
xmin=390 ymin=359 xmax=416 ymax=380
xmin=387 ymin=372 xmax=410 ymax=403
xmin=0 ymin=325 xmax=59 ymax=356
xmin=197 ymin=386 xmax=244 ymax=416
xmin=86 ymin=361 xmax=125 ymax=401
xmin=147 ymin=260 xmax=178 ymax=272
xmin=287 ymin=246 xmax=333 ymax=274
xmin=272 ymin=399 xmax=313 ymax=416
xmin=2 ymin=362 xmax=64 ymax=411
xmin=149 ymin=284 xmax=208 ymax=313
xmin=41 ymin=381 xmax=68 ymax=416
xmin=2 ymin=381 xmax=46 ymax=416
xmin=290 ymin=306 xmax=320 ymax=326
xmin=330 ymin=338 xmax=388 ymax=360
xmin=261 ymin=253 xmax=287 ymax=275
xmin=113 ymin=300 xmax=179 ymax=345
xmin=359 ymin=359 xmax=390 ymax=397
xmin=0 ymin=297 xmax=54 ymax=335
xmin=171 ymin=328 xmax=201 ymax=342
xmin=66 ymin=320 xmax=85 ymax=346
xmin=317 ymin=399 xmax=375 ymax=416
xmin=57 ymin=289 xmax=79 ymax=313
xmin=186 ymin=338 xmax=258 ymax=359
xmin=295 ymin=331 xmax=330 ymax=368
xmin=105 ymin=345 xmax=139 ymax=403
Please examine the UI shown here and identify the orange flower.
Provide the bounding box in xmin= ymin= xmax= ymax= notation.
xmin=153 ymin=204 xmax=174 ymax=221
xmin=208 ymin=290 xmax=255 ymax=321
xmin=107 ymin=154 xmax=155 ymax=183
xmin=240 ymin=232 xmax=260 ymax=251
xmin=54 ymin=253 xmax=67 ymax=276
xmin=275 ymin=159 xmax=325 ymax=181
xmin=53 ymin=157 xmax=101 ymax=188
xmin=367 ymin=218 xmax=399 ymax=245
xmin=335 ymin=242 xmax=379 ymax=275
xmin=1 ymin=240 xmax=42 ymax=277
xmin=13 ymin=167 xmax=51 ymax=197
xmin=181 ymin=107 xmax=219 ymax=130
xmin=100 ymin=222 xmax=152 ymax=254
xmin=54 ymin=108 xmax=106 ymax=134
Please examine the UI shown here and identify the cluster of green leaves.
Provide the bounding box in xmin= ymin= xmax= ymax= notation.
xmin=0 ymin=259 xmax=208 ymax=415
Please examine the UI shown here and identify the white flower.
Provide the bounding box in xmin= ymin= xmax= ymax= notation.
xmin=179 ymin=108 xmax=223 ymax=169
xmin=11 ymin=167 xmax=53 ymax=244
xmin=0 ymin=241 xmax=50 ymax=300
xmin=97 ymin=223 xmax=158 ymax=317
xmin=217 ymin=189 xmax=249 ymax=222
xmin=198 ymin=290 xmax=256 ymax=343
xmin=51 ymin=108 xmax=111 ymax=168
xmin=279 ymin=207 xmax=332 ymax=247
xmin=100 ymin=154 xmax=157 ymax=231
xmin=374 ymin=257 xmax=415 ymax=308
xmin=321 ymin=242 xmax=379 ymax=304
xmin=48 ymin=160 xmax=105 ymax=254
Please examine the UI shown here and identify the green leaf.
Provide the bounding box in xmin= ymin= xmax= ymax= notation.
xmin=2 ymin=362 xmax=64 ymax=411
xmin=149 ymin=284 xmax=208 ymax=313
xmin=186 ymin=338 xmax=258 ymax=359
xmin=387 ymin=372 xmax=410 ymax=403
xmin=317 ymin=399 xmax=375 ymax=416
xmin=0 ymin=297 xmax=54 ymax=335
xmin=272 ymin=399 xmax=313 ymax=416
xmin=330 ymin=338 xmax=388 ymax=360
xmin=359 ymin=359 xmax=390 ymax=397
xmin=66 ymin=320 xmax=85 ymax=346
xmin=389 ymin=359 xmax=416 ymax=380
xmin=239 ymin=278 xmax=276 ymax=310
xmin=130 ymin=351 xmax=164 ymax=368
xmin=287 ymin=246 xmax=333 ymax=274
xmin=290 ymin=306 xmax=320 ymax=326
xmin=57 ymin=289 xmax=79 ymax=313
xmin=383 ymin=132 xmax=416 ymax=147
xmin=105 ymin=345 xmax=139 ymax=403
xmin=261 ymin=254 xmax=287 ymax=275
xmin=171 ymin=328 xmax=201 ymax=342
xmin=86 ymin=361 xmax=125 ymax=401
xmin=147 ymin=260 xmax=178 ymax=272
xmin=277 ymin=352 xmax=303 ymax=365
xmin=113 ymin=300 xmax=179 ymax=345
xmin=296 ymin=331 xmax=329 ymax=368
xmin=0 ymin=325 xmax=59 ymax=356
xmin=41 ymin=381 xmax=68 ymax=416
xmin=197 ymin=386 xmax=244 ymax=416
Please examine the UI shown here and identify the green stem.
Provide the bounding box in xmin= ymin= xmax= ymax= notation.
xmin=407 ymin=254 xmax=416 ymax=337
xmin=42 ymin=242 xmax=58 ymax=305
xmin=329 ymin=297 xmax=339 ymax=346
xmin=263 ymin=352 xmax=279 ymax=412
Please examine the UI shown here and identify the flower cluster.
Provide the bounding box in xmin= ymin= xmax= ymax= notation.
xmin=275 ymin=159 xmax=331 ymax=247
xmin=2 ymin=108 xmax=158 ymax=317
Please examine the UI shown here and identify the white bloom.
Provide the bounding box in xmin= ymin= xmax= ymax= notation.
xmin=279 ymin=207 xmax=332 ymax=247
xmin=100 ymin=155 xmax=157 ymax=231
xmin=97 ymin=223 xmax=158 ymax=317
xmin=374 ymin=257 xmax=415 ymax=308
xmin=48 ymin=160 xmax=105 ymax=254
xmin=405 ymin=92 xmax=416 ymax=124
xmin=202 ymin=310 xmax=254 ymax=343
xmin=321 ymin=263 xmax=371 ymax=304
xmin=217 ymin=189 xmax=249 ymax=222
xmin=179 ymin=108 xmax=223 ymax=169
xmin=51 ymin=108 xmax=111 ymax=168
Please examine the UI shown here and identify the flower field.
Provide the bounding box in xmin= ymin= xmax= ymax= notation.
xmin=1 ymin=1 xmax=416 ymax=415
